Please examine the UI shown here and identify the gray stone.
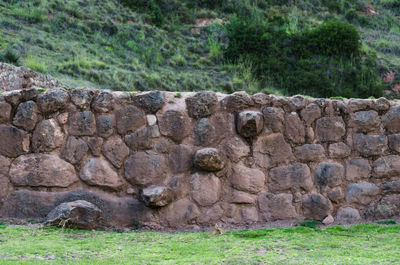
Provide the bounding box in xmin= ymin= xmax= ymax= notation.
xmin=70 ymin=87 xmax=95 ymax=109
xmin=285 ymin=112 xmax=305 ymax=144
xmin=221 ymin=91 xmax=253 ymax=112
xmin=37 ymin=89 xmax=69 ymax=113
xmin=353 ymin=134 xmax=387 ymax=156
xmin=191 ymin=172 xmax=221 ymax=206
xmin=327 ymin=187 xmax=344 ymax=203
xmin=382 ymin=181 xmax=400 ymax=193
xmin=194 ymin=118 xmax=217 ymax=146
xmin=328 ymin=142 xmax=351 ymax=158
xmin=133 ymin=91 xmax=164 ymax=114
xmin=346 ymin=158 xmax=371 ymax=181
xmin=301 ymin=103 xmax=321 ymax=126
xmin=372 ymin=97 xmax=390 ymax=111
xmin=263 ymin=107 xmax=284 ymax=132
xmin=194 ymin=148 xmax=225 ymax=172
xmin=124 ymin=127 xmax=152 ymax=151
xmin=236 ymin=111 xmax=264 ymax=138
xmin=373 ymin=155 xmax=400 ymax=177
xmin=96 ymin=114 xmax=115 ymax=138
xmin=374 ymin=194 xmax=400 ymax=219
xmin=158 ymin=110 xmax=190 ymax=143
xmin=336 ymin=207 xmax=361 ymax=223
xmin=258 ymin=193 xmax=297 ymax=221
xmin=80 ymin=158 xmax=123 ymax=190
xmin=388 ymin=134 xmax=400 ymax=153
xmin=314 ymin=162 xmax=344 ymax=190
xmin=86 ymin=137 xmax=103 ymax=156
xmin=382 ymin=105 xmax=400 ymax=133
xmin=302 ymin=194 xmax=332 ymax=221
xmin=44 ymin=200 xmax=103 ymax=230
xmin=116 ymin=105 xmax=146 ymax=135
xmin=351 ymin=110 xmax=380 ymax=132
xmin=185 ymin=91 xmax=218 ymax=118
xmin=269 ymin=163 xmax=312 ymax=192
xmin=102 ymin=137 xmax=130 ymax=168
xmin=0 ymin=125 xmax=30 ymax=158
xmin=294 ymin=144 xmax=325 ymax=162
xmin=315 ymin=117 xmax=346 ymax=142
xmin=61 ymin=136 xmax=88 ymax=164
xmin=141 ymin=186 xmax=173 ymax=207
xmin=0 ymin=101 xmax=12 ymax=123
xmin=348 ymin=99 xmax=371 ymax=112
xmin=32 ymin=119 xmax=64 ymax=152
xmin=92 ymin=91 xmax=114 ymax=113
xmin=345 ymin=182 xmax=379 ymax=205
xmin=69 ymin=111 xmax=96 ymax=136
xmin=13 ymin=101 xmax=38 ymax=131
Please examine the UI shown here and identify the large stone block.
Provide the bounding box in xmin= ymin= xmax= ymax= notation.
xmin=158 ymin=110 xmax=190 ymax=143
xmin=32 ymin=119 xmax=64 ymax=152
xmin=194 ymin=118 xmax=217 ymax=146
xmin=0 ymin=101 xmax=12 ymax=123
xmin=221 ymin=136 xmax=250 ymax=163
xmin=285 ymin=112 xmax=305 ymax=144
xmin=194 ymin=148 xmax=225 ymax=172
xmin=0 ymin=155 xmax=10 ymax=176
xmin=13 ymin=101 xmax=38 ymax=131
xmin=262 ymin=107 xmax=284 ymax=132
xmin=258 ymin=193 xmax=297 ymax=221
xmin=124 ymin=151 xmax=167 ymax=186
xmin=102 ymin=136 xmax=130 ymax=168
xmin=302 ymin=194 xmax=332 ymax=221
xmin=10 ymin=154 xmax=77 ymax=187
xmin=353 ymin=134 xmax=387 ymax=156
xmin=69 ymin=111 xmax=96 ymax=136
xmin=388 ymin=134 xmax=400 ymax=153
xmin=125 ymin=127 xmax=153 ymax=151
xmin=253 ymin=133 xmax=294 ymax=167
xmin=294 ymin=144 xmax=325 ymax=162
xmin=346 ymin=158 xmax=371 ymax=181
xmin=236 ymin=111 xmax=264 ymax=138
xmin=92 ymin=91 xmax=114 ymax=113
xmin=315 ymin=117 xmax=346 ymax=142
xmin=269 ymin=163 xmax=312 ymax=192
xmin=140 ymin=186 xmax=173 ymax=207
xmin=61 ymin=136 xmax=88 ymax=164
xmin=70 ymin=87 xmax=95 ymax=109
xmin=345 ymin=182 xmax=379 ymax=205
xmin=328 ymin=142 xmax=351 ymax=158
xmin=133 ymin=91 xmax=164 ymax=114
xmin=0 ymin=125 xmax=30 ymax=158
xmin=336 ymin=207 xmax=361 ymax=223
xmin=80 ymin=158 xmax=123 ymax=190
xmin=230 ymin=165 xmax=265 ymax=194
xmin=116 ymin=105 xmax=146 ymax=135
xmin=96 ymin=114 xmax=115 ymax=138
xmin=314 ymin=162 xmax=344 ymax=190
xmin=373 ymin=155 xmax=400 ymax=177
xmin=300 ymin=103 xmax=321 ymax=126
xmin=221 ymin=91 xmax=253 ymax=112
xmin=374 ymin=194 xmax=400 ymax=219
xmin=169 ymin=145 xmax=194 ymax=174
xmin=185 ymin=91 xmax=218 ymax=119
xmin=351 ymin=110 xmax=380 ymax=133
xmin=382 ymin=105 xmax=400 ymax=133
xmin=37 ymin=89 xmax=69 ymax=113
xmin=160 ymin=198 xmax=200 ymax=227
xmin=191 ymin=172 xmax=221 ymax=206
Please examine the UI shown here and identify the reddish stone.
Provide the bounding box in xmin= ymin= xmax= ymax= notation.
xmin=230 ymin=165 xmax=265 ymax=194
xmin=315 ymin=117 xmax=346 ymax=142
xmin=258 ymin=193 xmax=297 ymax=221
xmin=269 ymin=163 xmax=312 ymax=192
xmin=61 ymin=136 xmax=88 ymax=164
xmin=285 ymin=112 xmax=305 ymax=144
xmin=32 ymin=119 xmax=64 ymax=152
xmin=116 ymin=105 xmax=145 ymax=135
xmin=0 ymin=125 xmax=30 ymax=158
xmin=69 ymin=111 xmax=96 ymax=136
xmin=80 ymin=158 xmax=123 ymax=190
xmin=158 ymin=110 xmax=190 ymax=143
xmin=191 ymin=172 xmax=221 ymax=206
xmin=102 ymin=136 xmax=130 ymax=168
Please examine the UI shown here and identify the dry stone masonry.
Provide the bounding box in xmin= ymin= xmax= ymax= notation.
xmin=0 ymin=85 xmax=400 ymax=230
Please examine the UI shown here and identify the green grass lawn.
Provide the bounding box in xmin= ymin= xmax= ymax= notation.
xmin=0 ymin=224 xmax=399 ymax=264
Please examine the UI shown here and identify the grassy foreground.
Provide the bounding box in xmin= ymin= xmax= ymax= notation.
xmin=0 ymin=224 xmax=399 ymax=264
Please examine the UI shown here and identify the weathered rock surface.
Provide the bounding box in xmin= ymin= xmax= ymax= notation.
xmin=230 ymin=165 xmax=265 ymax=194
xmin=13 ymin=101 xmax=38 ymax=131
xmin=141 ymin=186 xmax=173 ymax=207
xmin=236 ymin=111 xmax=264 ymax=138
xmin=133 ymin=91 xmax=164 ymax=114
xmin=345 ymin=182 xmax=379 ymax=205
xmin=269 ymin=163 xmax=312 ymax=192
xmin=191 ymin=172 xmax=221 ymax=206
xmin=185 ymin=91 xmax=218 ymax=118
xmin=373 ymin=155 xmax=400 ymax=177
xmin=221 ymin=91 xmax=253 ymax=112
xmin=263 ymin=107 xmax=284 ymax=132
xmin=254 ymin=133 xmax=294 ymax=167
xmin=102 ymin=137 xmax=130 ymax=168
xmin=70 ymin=88 xmax=95 ymax=109
xmin=374 ymin=194 xmax=400 ymax=219
xmin=80 ymin=158 xmax=123 ymax=189
xmin=314 ymin=162 xmax=344 ymax=190
xmin=294 ymin=144 xmax=325 ymax=162
xmin=353 ymin=134 xmax=387 ymax=156
xmin=285 ymin=112 xmax=305 ymax=143
xmin=61 ymin=136 xmax=88 ymax=164
xmin=44 ymin=200 xmax=103 ymax=230
xmin=92 ymin=91 xmax=114 ymax=113
xmin=302 ymin=194 xmax=332 ymax=221
xmin=194 ymin=148 xmax=225 ymax=172
xmin=301 ymin=103 xmax=321 ymax=126
xmin=0 ymin=101 xmax=12 ymax=123
xmin=346 ymin=158 xmax=371 ymax=181
xmin=96 ymin=114 xmax=115 ymax=138
xmin=328 ymin=142 xmax=351 ymax=158
xmin=158 ymin=110 xmax=190 ymax=142
xmin=10 ymin=154 xmax=77 ymax=187
xmin=32 ymin=119 xmax=64 ymax=152
xmin=382 ymin=105 xmax=400 ymax=133
xmin=336 ymin=207 xmax=361 ymax=223
xmin=37 ymin=89 xmax=69 ymax=113
xmin=258 ymin=193 xmax=297 ymax=221
xmin=351 ymin=110 xmax=380 ymax=132
xmin=69 ymin=111 xmax=96 ymax=136
xmin=0 ymin=125 xmax=30 ymax=158
xmin=315 ymin=117 xmax=346 ymax=142
xmin=116 ymin=105 xmax=146 ymax=135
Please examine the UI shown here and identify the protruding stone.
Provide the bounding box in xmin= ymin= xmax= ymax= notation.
xmin=388 ymin=134 xmax=400 ymax=153
xmin=0 ymin=101 xmax=12 ymax=123
xmin=191 ymin=172 xmax=221 ymax=206
xmin=373 ymin=155 xmax=400 ymax=177
xmin=96 ymin=114 xmax=115 ymax=138
xmin=285 ymin=112 xmax=305 ymax=144
xmin=44 ymin=200 xmax=102 ymax=230
xmin=382 ymin=105 xmax=400 ymax=133
xmin=80 ymin=158 xmax=123 ymax=190
xmin=169 ymin=145 xmax=194 ymax=174
xmin=37 ymin=89 xmax=69 ymax=113
xmin=346 ymin=158 xmax=371 ymax=181
xmin=102 ymin=136 xmax=130 ymax=168
xmin=158 ymin=110 xmax=190 ymax=143
xmin=258 ymin=193 xmax=297 ymax=221
xmin=353 ymin=134 xmax=387 ymax=156
xmin=185 ymin=91 xmax=218 ymax=118
xmin=194 ymin=148 xmax=225 ymax=172
xmin=328 ymin=142 xmax=351 ymax=158
xmin=10 ymin=154 xmax=77 ymax=187
xmin=314 ymin=162 xmax=344 ymax=190
xmin=336 ymin=207 xmax=361 ymax=223
xmin=92 ymin=91 xmax=114 ymax=113
xmin=61 ymin=136 xmax=88 ymax=164
xmin=32 ymin=119 xmax=64 ymax=152
xmin=269 ymin=163 xmax=312 ymax=192
xmin=221 ymin=91 xmax=253 ymax=112
xmin=302 ymin=194 xmax=332 ymax=221
xmin=315 ymin=117 xmax=346 ymax=142
xmin=253 ymin=133 xmax=294 ymax=167
xmin=263 ymin=107 xmax=284 ymax=132
xmin=301 ymin=103 xmax=321 ymax=126
xmin=85 ymin=137 xmax=103 ymax=156
xmin=141 ymin=186 xmax=173 ymax=207
xmin=13 ymin=101 xmax=38 ymax=131
xmin=124 ymin=127 xmax=152 ymax=151
xmin=345 ymin=182 xmax=379 ymax=205
xmin=124 ymin=151 xmax=167 ymax=186
xmin=236 ymin=111 xmax=263 ymax=138
xmin=0 ymin=125 xmax=30 ymax=157
xmin=69 ymin=111 xmax=96 ymax=136
xmin=230 ymin=165 xmax=265 ymax=194
xmin=133 ymin=91 xmax=164 ymax=114
xmin=116 ymin=105 xmax=146 ymax=135
xmin=294 ymin=144 xmax=325 ymax=162
xmin=70 ymin=87 xmax=95 ymax=109
xmin=322 ymin=215 xmax=334 ymax=225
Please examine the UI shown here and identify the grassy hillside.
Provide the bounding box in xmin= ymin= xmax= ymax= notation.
xmin=0 ymin=0 xmax=399 ymax=98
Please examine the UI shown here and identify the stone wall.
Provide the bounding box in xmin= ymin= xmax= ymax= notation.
xmin=1 ymin=87 xmax=400 ymax=230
